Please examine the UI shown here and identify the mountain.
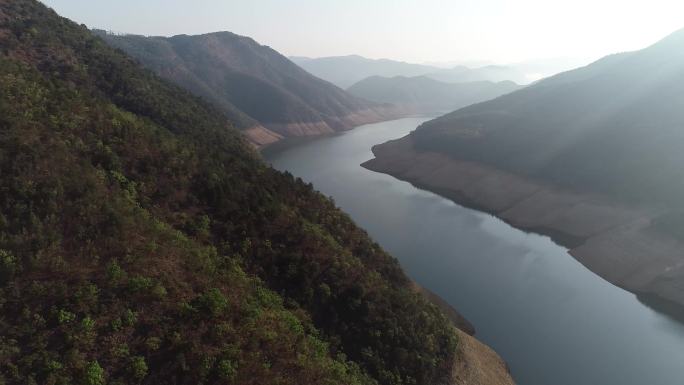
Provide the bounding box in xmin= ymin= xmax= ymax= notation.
xmin=290 ymin=55 xmax=439 ymax=88
xmin=0 ymin=1 xmax=514 ymax=385
xmin=426 ymin=65 xmax=528 ymax=85
xmin=414 ymin=31 xmax=684 ymax=203
xmin=292 ymin=55 xmax=530 ymax=88
xmin=418 ymin=58 xmax=587 ymax=83
xmin=364 ymin=28 xmax=684 ymax=312
xmin=348 ymin=75 xmax=522 ymax=114
xmin=96 ymin=32 xmax=399 ymax=148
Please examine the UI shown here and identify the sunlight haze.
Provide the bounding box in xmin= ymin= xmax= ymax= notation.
xmin=41 ymin=0 xmax=684 ymax=66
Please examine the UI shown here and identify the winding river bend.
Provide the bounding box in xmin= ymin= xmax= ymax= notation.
xmin=265 ymin=117 xmax=684 ymax=385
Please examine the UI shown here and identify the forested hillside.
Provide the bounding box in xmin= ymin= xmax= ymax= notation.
xmin=0 ymin=1 xmax=459 ymax=384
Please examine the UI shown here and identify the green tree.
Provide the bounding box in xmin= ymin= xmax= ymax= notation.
xmin=83 ymin=361 xmax=105 ymax=385
xmin=130 ymin=356 xmax=148 ymax=380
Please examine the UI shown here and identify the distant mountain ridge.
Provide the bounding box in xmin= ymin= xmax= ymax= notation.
xmin=97 ymin=31 xmax=399 ymax=147
xmin=291 ymin=55 xmax=529 ymax=88
xmin=428 ymin=65 xmax=527 ymax=85
xmin=290 ymin=55 xmax=437 ymax=88
xmin=347 ymin=75 xmax=522 ymax=114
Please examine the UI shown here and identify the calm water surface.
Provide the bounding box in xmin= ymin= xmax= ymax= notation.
xmin=265 ymin=118 xmax=684 ymax=385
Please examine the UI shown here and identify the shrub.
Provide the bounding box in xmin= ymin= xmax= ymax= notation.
xmin=127 ymin=276 xmax=153 ymax=293
xmin=111 ymin=343 xmax=130 ymax=359
xmin=129 ymin=356 xmax=148 ymax=380
xmin=122 ymin=309 xmax=137 ymax=326
xmin=81 ymin=316 xmax=95 ymax=332
xmin=83 ymin=360 xmax=105 ymax=385
xmin=57 ymin=309 xmax=75 ymax=325
xmin=217 ymin=359 xmax=237 ymax=381
xmin=0 ymin=249 xmax=17 ymax=284
xmin=144 ymin=337 xmax=161 ymax=351
xmin=196 ymin=288 xmax=229 ymax=316
xmin=105 ymin=260 xmax=125 ymax=283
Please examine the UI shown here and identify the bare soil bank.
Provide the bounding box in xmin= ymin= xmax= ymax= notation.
xmin=451 ymin=329 xmax=516 ymax=385
xmin=249 ymin=106 xmax=408 ymax=149
xmin=363 ymin=135 xmax=684 ymax=314
xmin=413 ymin=282 xmax=516 ymax=385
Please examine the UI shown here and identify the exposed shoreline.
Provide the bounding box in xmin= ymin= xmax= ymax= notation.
xmin=247 ymin=106 xmax=411 ymax=149
xmin=258 ymin=113 xmax=433 ymax=155
xmin=362 ymin=134 xmax=684 ymax=320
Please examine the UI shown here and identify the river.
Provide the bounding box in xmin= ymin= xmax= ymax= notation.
xmin=264 ymin=117 xmax=684 ymax=385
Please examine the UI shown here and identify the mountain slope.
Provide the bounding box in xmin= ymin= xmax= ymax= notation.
xmin=0 ymin=1 xmax=505 ymax=385
xmin=97 ymin=32 xmax=398 ymax=147
xmin=364 ymin=28 xmax=684 ymax=312
xmin=414 ymin=30 xmax=684 ymax=204
xmin=348 ymin=75 xmax=522 ymax=114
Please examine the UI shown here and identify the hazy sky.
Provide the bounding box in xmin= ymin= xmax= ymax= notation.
xmin=41 ymin=0 xmax=684 ymax=65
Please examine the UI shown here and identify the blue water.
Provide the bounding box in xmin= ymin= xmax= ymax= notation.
xmin=265 ymin=117 xmax=684 ymax=385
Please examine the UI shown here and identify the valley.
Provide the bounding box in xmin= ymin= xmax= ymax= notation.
xmin=5 ymin=1 xmax=684 ymax=384
xmin=267 ymin=117 xmax=684 ymax=385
